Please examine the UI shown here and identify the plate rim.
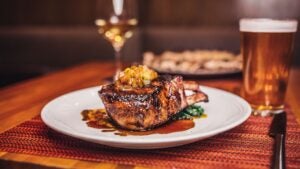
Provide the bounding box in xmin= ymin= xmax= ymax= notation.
xmin=41 ymin=86 xmax=251 ymax=145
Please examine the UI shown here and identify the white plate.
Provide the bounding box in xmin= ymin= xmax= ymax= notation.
xmin=41 ymin=86 xmax=251 ymax=149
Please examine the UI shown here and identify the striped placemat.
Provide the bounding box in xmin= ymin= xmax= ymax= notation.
xmin=1 ymin=110 xmax=300 ymax=169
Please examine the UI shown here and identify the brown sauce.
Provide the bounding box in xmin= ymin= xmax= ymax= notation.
xmin=81 ymin=109 xmax=205 ymax=136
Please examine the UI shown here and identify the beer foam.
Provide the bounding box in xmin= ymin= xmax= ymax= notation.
xmin=240 ymin=19 xmax=298 ymax=32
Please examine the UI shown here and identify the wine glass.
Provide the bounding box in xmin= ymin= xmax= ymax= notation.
xmin=95 ymin=0 xmax=138 ymax=80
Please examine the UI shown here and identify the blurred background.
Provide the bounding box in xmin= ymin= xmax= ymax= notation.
xmin=0 ymin=0 xmax=300 ymax=87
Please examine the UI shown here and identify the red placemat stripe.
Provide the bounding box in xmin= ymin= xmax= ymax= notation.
xmin=1 ymin=110 xmax=300 ymax=169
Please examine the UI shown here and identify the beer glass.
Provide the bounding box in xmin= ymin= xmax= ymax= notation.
xmin=239 ymin=19 xmax=298 ymax=116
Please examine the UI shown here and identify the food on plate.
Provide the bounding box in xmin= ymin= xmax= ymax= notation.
xmin=143 ymin=50 xmax=242 ymax=74
xmin=172 ymin=104 xmax=205 ymax=120
xmin=81 ymin=107 xmax=201 ymax=136
xmin=115 ymin=65 xmax=158 ymax=89
xmin=98 ymin=65 xmax=208 ymax=131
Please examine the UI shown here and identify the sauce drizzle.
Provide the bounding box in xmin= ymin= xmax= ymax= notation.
xmin=81 ymin=109 xmax=205 ymax=136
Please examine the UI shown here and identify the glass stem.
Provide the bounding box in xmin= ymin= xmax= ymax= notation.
xmin=113 ymin=46 xmax=122 ymax=81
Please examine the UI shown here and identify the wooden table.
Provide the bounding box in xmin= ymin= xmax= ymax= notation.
xmin=0 ymin=62 xmax=299 ymax=169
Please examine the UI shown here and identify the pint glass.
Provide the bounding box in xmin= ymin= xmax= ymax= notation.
xmin=239 ymin=19 xmax=298 ymax=115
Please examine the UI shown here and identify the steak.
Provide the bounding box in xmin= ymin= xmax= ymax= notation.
xmin=99 ymin=75 xmax=208 ymax=131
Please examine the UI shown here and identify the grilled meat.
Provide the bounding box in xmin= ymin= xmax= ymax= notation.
xmin=99 ymin=75 xmax=208 ymax=131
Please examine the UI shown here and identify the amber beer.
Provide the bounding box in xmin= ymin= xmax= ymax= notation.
xmin=240 ymin=19 xmax=298 ymax=113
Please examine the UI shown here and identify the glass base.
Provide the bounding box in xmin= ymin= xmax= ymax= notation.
xmin=251 ymin=104 xmax=284 ymax=117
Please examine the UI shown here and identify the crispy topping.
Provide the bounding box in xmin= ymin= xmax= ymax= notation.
xmin=116 ymin=65 xmax=158 ymax=89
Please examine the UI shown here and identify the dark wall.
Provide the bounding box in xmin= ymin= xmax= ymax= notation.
xmin=1 ymin=0 xmax=300 ymax=27
xmin=140 ymin=0 xmax=300 ymax=26
xmin=0 ymin=0 xmax=97 ymax=26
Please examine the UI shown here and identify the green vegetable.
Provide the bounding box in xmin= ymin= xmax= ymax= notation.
xmin=172 ymin=104 xmax=204 ymax=120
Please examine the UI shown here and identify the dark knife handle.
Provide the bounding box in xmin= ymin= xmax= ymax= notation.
xmin=272 ymin=134 xmax=285 ymax=169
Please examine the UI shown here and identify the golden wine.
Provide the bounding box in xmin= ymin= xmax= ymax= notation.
xmin=96 ymin=18 xmax=137 ymax=49
xmin=240 ymin=19 xmax=297 ymax=111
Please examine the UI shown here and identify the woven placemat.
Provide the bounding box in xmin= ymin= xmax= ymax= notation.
xmin=1 ymin=110 xmax=300 ymax=169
